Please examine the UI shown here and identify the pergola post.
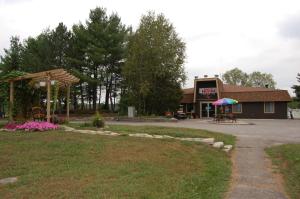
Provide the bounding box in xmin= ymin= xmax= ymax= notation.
xmin=66 ymin=84 xmax=70 ymax=122
xmin=9 ymin=81 xmax=14 ymax=121
xmin=46 ymin=77 xmax=51 ymax=123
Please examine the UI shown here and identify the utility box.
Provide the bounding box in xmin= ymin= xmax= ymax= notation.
xmin=128 ymin=106 xmax=135 ymax=118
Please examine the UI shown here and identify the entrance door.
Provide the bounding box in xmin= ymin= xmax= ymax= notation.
xmin=200 ymin=102 xmax=216 ymax=118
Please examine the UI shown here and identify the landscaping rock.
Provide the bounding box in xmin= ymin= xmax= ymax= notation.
xmin=0 ymin=177 xmax=18 ymax=185
xmin=162 ymin=135 xmax=174 ymax=139
xmin=62 ymin=126 xmax=229 ymax=153
xmin=213 ymin=142 xmax=224 ymax=148
xmin=223 ymin=145 xmax=233 ymax=152
xmin=224 ymin=145 xmax=233 ymax=150
xmin=62 ymin=126 xmax=75 ymax=132
xmin=223 ymin=148 xmax=231 ymax=153
xmin=108 ymin=132 xmax=120 ymax=136
xmin=129 ymin=133 xmax=153 ymax=138
xmin=152 ymin=135 xmax=164 ymax=139
xmin=200 ymin=138 xmax=215 ymax=145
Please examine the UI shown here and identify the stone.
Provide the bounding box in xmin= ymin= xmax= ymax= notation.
xmin=152 ymin=135 xmax=164 ymax=139
xmin=178 ymin=137 xmax=193 ymax=141
xmin=213 ymin=141 xmax=224 ymax=148
xmin=129 ymin=133 xmax=153 ymax=138
xmin=224 ymin=145 xmax=233 ymax=150
xmin=162 ymin=135 xmax=174 ymax=139
xmin=62 ymin=125 xmax=75 ymax=132
xmin=223 ymin=148 xmax=231 ymax=153
xmin=223 ymin=145 xmax=233 ymax=152
xmin=108 ymin=132 xmax=120 ymax=136
xmin=199 ymin=138 xmax=215 ymax=145
xmin=0 ymin=177 xmax=18 ymax=185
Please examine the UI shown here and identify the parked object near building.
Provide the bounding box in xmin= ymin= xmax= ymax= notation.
xmin=128 ymin=106 xmax=136 ymax=118
xmin=290 ymin=109 xmax=300 ymax=119
xmin=181 ymin=76 xmax=291 ymax=119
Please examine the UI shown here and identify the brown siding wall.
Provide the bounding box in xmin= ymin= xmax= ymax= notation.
xmin=235 ymin=102 xmax=288 ymax=119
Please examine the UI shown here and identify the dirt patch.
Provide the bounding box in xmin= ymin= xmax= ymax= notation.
xmin=265 ymin=153 xmax=290 ymax=198
xmin=225 ymin=148 xmax=237 ymax=199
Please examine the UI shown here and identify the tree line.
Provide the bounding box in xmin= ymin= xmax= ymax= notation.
xmin=0 ymin=8 xmax=186 ymax=116
xmin=222 ymin=67 xmax=276 ymax=88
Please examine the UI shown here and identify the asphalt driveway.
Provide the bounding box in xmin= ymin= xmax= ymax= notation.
xmin=108 ymin=119 xmax=300 ymax=199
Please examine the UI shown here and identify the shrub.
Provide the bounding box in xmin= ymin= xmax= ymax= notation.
xmin=4 ymin=122 xmax=19 ymax=130
xmin=92 ymin=111 xmax=105 ymax=128
xmin=50 ymin=115 xmax=60 ymax=124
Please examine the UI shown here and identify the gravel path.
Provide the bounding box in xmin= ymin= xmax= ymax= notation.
xmin=107 ymin=119 xmax=300 ymax=199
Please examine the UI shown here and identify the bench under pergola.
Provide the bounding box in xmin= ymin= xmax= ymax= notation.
xmin=5 ymin=69 xmax=80 ymax=122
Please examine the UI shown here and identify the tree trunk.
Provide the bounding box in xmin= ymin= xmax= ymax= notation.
xmin=104 ymin=76 xmax=112 ymax=110
xmin=92 ymin=68 xmax=97 ymax=111
xmin=98 ymin=84 xmax=101 ymax=110
xmin=80 ymin=83 xmax=84 ymax=110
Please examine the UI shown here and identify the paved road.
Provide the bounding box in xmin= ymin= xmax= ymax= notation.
xmin=108 ymin=119 xmax=300 ymax=199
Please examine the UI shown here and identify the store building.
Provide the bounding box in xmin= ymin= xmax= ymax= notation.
xmin=181 ymin=76 xmax=291 ymax=119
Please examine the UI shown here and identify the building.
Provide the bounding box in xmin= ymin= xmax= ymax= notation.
xmin=181 ymin=76 xmax=291 ymax=119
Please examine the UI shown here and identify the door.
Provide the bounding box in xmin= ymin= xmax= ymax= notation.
xmin=201 ymin=103 xmax=208 ymax=117
xmin=200 ymin=102 xmax=216 ymax=118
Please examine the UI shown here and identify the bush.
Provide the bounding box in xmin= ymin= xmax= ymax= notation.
xmin=51 ymin=115 xmax=68 ymax=124
xmin=92 ymin=111 xmax=105 ymax=128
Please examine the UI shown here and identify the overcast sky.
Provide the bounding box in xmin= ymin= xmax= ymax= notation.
xmin=1 ymin=0 xmax=300 ymax=95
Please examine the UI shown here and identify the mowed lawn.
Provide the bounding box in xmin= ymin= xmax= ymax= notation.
xmin=266 ymin=144 xmax=300 ymax=199
xmin=0 ymin=127 xmax=233 ymax=199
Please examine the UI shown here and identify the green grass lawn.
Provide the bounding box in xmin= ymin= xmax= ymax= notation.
xmin=68 ymin=123 xmax=235 ymax=145
xmin=0 ymin=129 xmax=233 ymax=199
xmin=266 ymin=144 xmax=300 ymax=199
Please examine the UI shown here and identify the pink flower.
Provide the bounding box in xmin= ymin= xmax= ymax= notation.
xmin=14 ymin=121 xmax=58 ymax=131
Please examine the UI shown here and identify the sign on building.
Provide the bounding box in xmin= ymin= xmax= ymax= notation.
xmin=198 ymin=88 xmax=217 ymax=99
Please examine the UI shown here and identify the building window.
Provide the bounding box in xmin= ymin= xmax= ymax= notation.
xmin=232 ymin=103 xmax=242 ymax=113
xmin=264 ymin=102 xmax=275 ymax=113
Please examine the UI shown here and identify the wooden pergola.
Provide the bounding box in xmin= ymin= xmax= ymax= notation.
xmin=5 ymin=69 xmax=80 ymax=122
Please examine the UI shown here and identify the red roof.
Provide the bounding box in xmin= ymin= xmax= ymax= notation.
xmin=222 ymin=84 xmax=275 ymax=92
xmin=182 ymin=88 xmax=194 ymax=94
xmin=221 ymin=90 xmax=291 ymax=102
xmin=181 ymin=84 xmax=291 ymax=103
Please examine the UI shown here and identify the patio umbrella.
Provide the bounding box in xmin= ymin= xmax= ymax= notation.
xmin=212 ymin=98 xmax=238 ymax=106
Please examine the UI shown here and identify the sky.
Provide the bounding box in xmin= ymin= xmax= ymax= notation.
xmin=0 ymin=0 xmax=300 ymax=95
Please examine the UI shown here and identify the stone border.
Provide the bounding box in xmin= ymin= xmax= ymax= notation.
xmin=62 ymin=126 xmax=233 ymax=153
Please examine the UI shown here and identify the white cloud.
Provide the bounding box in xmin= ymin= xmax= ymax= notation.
xmin=0 ymin=0 xmax=300 ymax=95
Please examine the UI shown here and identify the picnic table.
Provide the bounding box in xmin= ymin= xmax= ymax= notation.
xmin=214 ymin=113 xmax=237 ymax=123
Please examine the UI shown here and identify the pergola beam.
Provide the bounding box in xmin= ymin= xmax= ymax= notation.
xmin=46 ymin=77 xmax=51 ymax=122
xmin=9 ymin=81 xmax=14 ymax=121
xmin=4 ymin=68 xmax=79 ymax=123
xmin=66 ymin=84 xmax=70 ymax=122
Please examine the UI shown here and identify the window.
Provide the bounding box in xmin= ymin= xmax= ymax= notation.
xmin=232 ymin=103 xmax=242 ymax=113
xmin=264 ymin=102 xmax=275 ymax=113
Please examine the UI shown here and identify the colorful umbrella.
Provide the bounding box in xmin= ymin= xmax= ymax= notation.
xmin=212 ymin=98 xmax=238 ymax=106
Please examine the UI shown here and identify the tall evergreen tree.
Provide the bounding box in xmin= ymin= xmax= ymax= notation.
xmin=292 ymin=73 xmax=300 ymax=100
xmin=50 ymin=23 xmax=72 ymax=68
xmin=0 ymin=36 xmax=23 ymax=72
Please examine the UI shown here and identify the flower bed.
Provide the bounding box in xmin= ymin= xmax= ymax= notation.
xmin=4 ymin=121 xmax=58 ymax=131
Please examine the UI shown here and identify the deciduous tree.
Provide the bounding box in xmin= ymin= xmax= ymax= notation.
xmin=122 ymin=12 xmax=186 ymax=115
xmin=222 ymin=68 xmax=276 ymax=88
